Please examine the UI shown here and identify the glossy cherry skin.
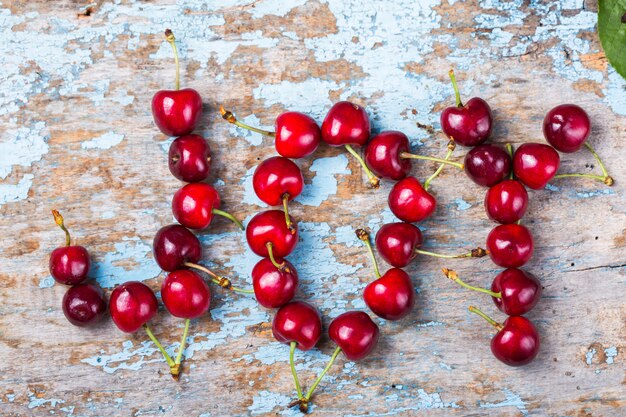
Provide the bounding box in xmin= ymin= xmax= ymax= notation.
xmin=329 ymin=311 xmax=379 ymax=361
xmin=486 ymin=224 xmax=534 ymax=268
xmin=491 ymin=316 xmax=540 ymax=366
xmin=253 ymin=157 xmax=304 ymax=206
xmin=491 ymin=268 xmax=542 ymax=316
xmin=441 ymin=97 xmax=492 ymax=147
xmin=252 ymin=257 xmax=298 ymax=308
xmin=484 ymin=180 xmax=529 ymax=224
xmin=168 ymin=134 xmax=211 ymax=182
xmin=375 ymin=223 xmax=423 ymax=268
xmin=364 ymin=131 xmax=411 ymax=180
xmin=153 ymin=224 xmax=202 ymax=272
xmin=275 ymin=112 xmax=321 ymax=158
xmin=62 ymin=283 xmax=107 ymax=327
xmin=543 ymin=104 xmax=590 ymax=153
xmin=161 ymin=270 xmax=211 ymax=319
xmin=272 ymin=301 xmax=322 ymax=350
xmin=246 ymin=210 xmax=298 ymax=258
xmin=321 ymin=101 xmax=370 ymax=146
xmin=152 ymin=88 xmax=202 ymax=136
xmin=172 ymin=183 xmax=221 ymax=230
xmin=49 ymin=246 xmax=90 ymax=285
xmin=109 ymin=281 xmax=158 ymax=333
xmin=388 ymin=177 xmax=436 ymax=223
xmin=364 ymin=268 xmax=415 ymax=321
xmin=464 ymin=144 xmax=511 ymax=187
xmin=513 ymin=143 xmax=560 ymax=190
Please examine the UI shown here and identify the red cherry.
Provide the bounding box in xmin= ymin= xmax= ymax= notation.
xmin=168 ymin=134 xmax=211 ymax=183
xmin=363 ymin=268 xmax=415 ymax=321
xmin=486 ymin=224 xmax=534 ymax=268
xmin=153 ymin=224 xmax=202 ymax=272
xmin=272 ymin=301 xmax=322 ymax=351
xmin=253 ymin=156 xmax=304 ymax=206
xmin=464 ymin=144 xmax=511 ymax=187
xmin=484 ymin=179 xmax=529 ymax=224
xmin=388 ymin=177 xmax=436 ymax=222
xmin=252 ymin=257 xmax=298 ymax=308
xmin=161 ymin=270 xmax=211 ymax=319
xmin=440 ymin=70 xmax=492 ymax=147
xmin=513 ymin=143 xmax=560 ymax=190
xmin=363 ymin=131 xmax=411 ymax=181
xmin=109 ymin=281 xmax=158 ymax=333
xmin=374 ymin=223 xmax=423 ymax=268
xmin=328 ymin=311 xmax=379 ymax=361
xmin=62 ymin=283 xmax=107 ymax=327
xmin=543 ymin=104 xmax=590 ymax=153
xmin=321 ymin=101 xmax=370 ymax=146
xmin=275 ymin=112 xmax=321 ymax=158
xmin=49 ymin=210 xmax=90 ymax=285
xmin=491 ymin=268 xmax=542 ymax=316
xmin=246 ymin=210 xmax=298 ymax=259
xmin=172 ymin=183 xmax=243 ymax=230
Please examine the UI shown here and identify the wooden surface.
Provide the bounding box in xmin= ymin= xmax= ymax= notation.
xmin=1 ymin=1 xmax=625 ymax=416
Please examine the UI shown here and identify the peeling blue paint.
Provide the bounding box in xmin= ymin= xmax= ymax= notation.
xmin=81 ymin=131 xmax=125 ymax=150
xmin=479 ymin=388 xmax=528 ymax=416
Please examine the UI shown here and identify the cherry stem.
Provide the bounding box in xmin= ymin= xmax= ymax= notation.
xmin=171 ymin=318 xmax=190 ymax=379
xmin=449 ymin=69 xmax=463 ymax=107
xmin=355 ymin=229 xmax=381 ymax=279
xmin=344 ymin=144 xmax=380 ymax=188
xmin=184 ymin=262 xmax=254 ymax=294
xmin=144 ymin=324 xmax=176 ymax=369
xmin=424 ymin=141 xmax=457 ymax=191
xmin=415 ymin=247 xmax=488 ymax=259
xmin=266 ymin=242 xmax=291 ymax=273
xmin=212 ymin=208 xmax=245 ymax=230
xmin=468 ymin=306 xmax=503 ymax=331
xmin=51 ymin=209 xmax=71 ymax=247
xmin=399 ymin=152 xmax=463 ymax=170
xmin=442 ymin=268 xmax=500 ymax=298
xmin=553 ymin=143 xmax=614 ymax=186
xmin=506 ymin=143 xmax=514 ymax=180
xmin=219 ymin=106 xmax=275 ymax=137
xmin=164 ymin=29 xmax=180 ymax=91
xmin=282 ymin=194 xmax=296 ymax=234
xmin=290 ymin=341 xmax=304 ymax=400
xmin=303 ymin=346 xmax=342 ymax=405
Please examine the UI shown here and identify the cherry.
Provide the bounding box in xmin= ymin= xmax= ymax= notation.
xmin=272 ymin=301 xmax=322 ymax=351
xmin=464 ymin=144 xmax=511 ymax=187
xmin=484 ymin=179 xmax=528 ymax=224
xmin=469 ymin=306 xmax=540 ymax=366
xmin=440 ymin=69 xmax=492 ymax=147
xmin=168 ymin=134 xmax=211 ymax=182
xmin=388 ymin=177 xmax=436 ymax=223
xmin=512 ymin=143 xmax=560 ymax=190
xmin=49 ymin=210 xmax=90 ymax=285
xmin=329 ymin=311 xmax=379 ymax=361
xmin=486 ymin=224 xmax=534 ymax=268
xmin=161 ymin=270 xmax=211 ymax=319
xmin=62 ymin=283 xmax=107 ymax=327
xmin=109 ymin=281 xmax=158 ymax=333
xmin=220 ymin=108 xmax=320 ymax=159
xmin=374 ymin=223 xmax=422 ymax=268
xmin=153 ymin=224 xmax=202 ymax=272
xmin=252 ymin=257 xmax=298 ymax=308
xmin=151 ymin=30 xmax=202 ymax=136
xmin=246 ymin=210 xmax=298 ymax=271
xmin=543 ymin=104 xmax=590 ymax=153
xmin=443 ymin=268 xmax=542 ymax=316
xmin=172 ymin=182 xmax=244 ymax=230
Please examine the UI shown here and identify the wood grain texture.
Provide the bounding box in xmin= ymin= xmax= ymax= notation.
xmin=0 ymin=1 xmax=624 ymax=416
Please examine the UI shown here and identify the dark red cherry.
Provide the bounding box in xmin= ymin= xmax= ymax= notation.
xmin=363 ymin=131 xmax=411 ymax=180
xmin=328 ymin=311 xmax=379 ymax=361
xmin=62 ymin=283 xmax=107 ymax=327
xmin=491 ymin=268 xmax=542 ymax=316
xmin=464 ymin=144 xmax=511 ymax=187
xmin=491 ymin=316 xmax=540 ymax=366
xmin=161 ymin=270 xmax=211 ymax=319
xmin=275 ymin=112 xmax=321 ymax=158
xmin=153 ymin=224 xmax=202 ymax=272
xmin=152 ymin=88 xmax=202 ymax=137
xmin=253 ymin=157 xmax=304 ymax=206
xmin=168 ymin=134 xmax=211 ymax=182
xmin=375 ymin=223 xmax=423 ymax=268
xmin=246 ymin=210 xmax=298 ymax=258
xmin=388 ymin=177 xmax=436 ymax=223
xmin=49 ymin=210 xmax=90 ymax=285
xmin=321 ymin=101 xmax=370 ymax=146
xmin=484 ymin=179 xmax=529 ymax=224
xmin=272 ymin=301 xmax=322 ymax=351
xmin=543 ymin=104 xmax=590 ymax=153
xmin=513 ymin=143 xmax=560 ymax=190
xmin=252 ymin=257 xmax=298 ymax=308
xmin=109 ymin=281 xmax=158 ymax=333
xmin=486 ymin=224 xmax=534 ymax=268
xmin=172 ymin=183 xmax=220 ymax=230
xmin=363 ymin=268 xmax=414 ymax=321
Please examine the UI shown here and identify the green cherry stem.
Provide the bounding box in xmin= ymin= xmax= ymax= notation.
xmin=399 ymin=152 xmax=463 ymax=170
xmin=266 ymin=242 xmax=291 ymax=273
xmin=171 ymin=318 xmax=191 ymax=379
xmin=416 ymin=247 xmax=488 ymax=259
xmin=344 ymin=144 xmax=380 ymax=188
xmin=553 ymin=143 xmax=614 ymax=186
xmin=506 ymin=143 xmax=514 ymax=180
xmin=424 ymin=141 xmax=458 ymax=191
xmin=449 ymin=69 xmax=463 ymax=107
xmin=282 ymin=193 xmax=296 ymax=234
xmin=290 ymin=342 xmax=304 ymax=400
xmin=220 ymin=106 xmax=276 ymax=137
xmin=442 ymin=268 xmax=500 ymax=298
xmin=468 ymin=306 xmax=503 ymax=331
xmin=184 ymin=262 xmax=254 ymax=294
xmin=212 ymin=208 xmax=245 ymax=230
xmin=51 ymin=209 xmax=71 ymax=247
xmin=144 ymin=324 xmax=176 ymax=369
xmin=300 ymin=346 xmax=342 ymax=412
xmin=164 ymin=29 xmax=180 ymax=91
xmin=355 ymin=229 xmax=381 ymax=279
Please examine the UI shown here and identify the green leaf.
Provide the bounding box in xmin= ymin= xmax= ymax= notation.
xmin=598 ymin=0 xmax=626 ymax=79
